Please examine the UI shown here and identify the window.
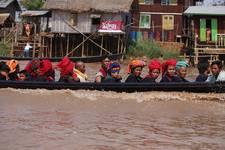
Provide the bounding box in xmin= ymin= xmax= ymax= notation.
xmin=139 ymin=13 xmax=151 ymax=28
xmin=162 ymin=15 xmax=174 ymax=30
xmin=161 ymin=0 xmax=177 ymax=5
xmin=69 ymin=13 xmax=77 ymax=26
xmin=91 ymin=14 xmax=101 ymax=25
xmin=139 ymin=0 xmax=154 ymax=5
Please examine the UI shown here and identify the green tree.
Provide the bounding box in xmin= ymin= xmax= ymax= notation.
xmin=21 ymin=0 xmax=44 ymax=10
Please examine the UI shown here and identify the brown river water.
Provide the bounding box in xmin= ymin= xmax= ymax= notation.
xmin=0 ymin=61 xmax=225 ymax=150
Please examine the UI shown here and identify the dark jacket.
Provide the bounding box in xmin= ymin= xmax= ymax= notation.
xmin=161 ymin=74 xmax=182 ymax=82
xmin=103 ymin=76 xmax=121 ymax=83
xmin=125 ymin=74 xmax=142 ymax=83
xmin=196 ymin=74 xmax=208 ymax=82
xmin=142 ymin=76 xmax=156 ymax=83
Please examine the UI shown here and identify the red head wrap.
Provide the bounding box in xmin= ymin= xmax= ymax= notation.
xmin=162 ymin=59 xmax=177 ymax=75
xmin=39 ymin=59 xmax=53 ymax=76
xmin=56 ymin=57 xmax=75 ymax=76
xmin=148 ymin=59 xmax=161 ymax=71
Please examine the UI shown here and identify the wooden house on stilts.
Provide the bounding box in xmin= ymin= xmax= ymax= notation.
xmin=42 ymin=0 xmax=133 ymax=58
xmin=184 ymin=6 xmax=225 ymax=64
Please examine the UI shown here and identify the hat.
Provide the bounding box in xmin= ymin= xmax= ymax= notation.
xmin=176 ymin=61 xmax=189 ymax=70
xmin=127 ymin=59 xmax=145 ymax=74
xmin=108 ymin=62 xmax=120 ymax=74
xmin=148 ymin=59 xmax=161 ymax=71
xmin=162 ymin=59 xmax=177 ymax=75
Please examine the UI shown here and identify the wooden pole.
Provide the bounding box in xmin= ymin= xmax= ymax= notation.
xmin=100 ymin=34 xmax=104 ymax=56
xmin=42 ymin=36 xmax=45 ymax=57
xmin=66 ymin=32 xmax=95 ymax=56
xmin=120 ymin=34 xmax=124 ymax=54
xmin=82 ymin=35 xmax=84 ymax=57
xmin=61 ymin=37 xmax=63 ymax=57
xmin=66 ymin=33 xmax=69 ymax=55
xmin=32 ymin=24 xmax=37 ymax=58
xmin=117 ymin=34 xmax=120 ymax=54
xmin=63 ymin=19 xmax=112 ymax=55
xmin=50 ymin=37 xmax=52 ymax=57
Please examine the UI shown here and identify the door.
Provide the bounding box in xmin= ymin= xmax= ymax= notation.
xmin=200 ymin=19 xmax=206 ymax=42
xmin=211 ymin=19 xmax=218 ymax=42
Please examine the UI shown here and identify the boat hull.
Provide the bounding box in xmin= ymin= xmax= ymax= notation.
xmin=0 ymin=81 xmax=225 ymax=93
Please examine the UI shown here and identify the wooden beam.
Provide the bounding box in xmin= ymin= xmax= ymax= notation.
xmin=66 ymin=34 xmax=69 ymax=55
xmin=82 ymin=35 xmax=84 ymax=57
xmin=117 ymin=34 xmax=120 ymax=54
xmin=63 ymin=19 xmax=112 ymax=55
xmin=100 ymin=35 xmax=104 ymax=56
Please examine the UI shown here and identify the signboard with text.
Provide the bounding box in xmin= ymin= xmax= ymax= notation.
xmin=99 ymin=20 xmax=123 ymax=33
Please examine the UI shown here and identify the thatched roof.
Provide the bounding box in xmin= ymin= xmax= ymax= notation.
xmin=44 ymin=0 xmax=133 ymax=13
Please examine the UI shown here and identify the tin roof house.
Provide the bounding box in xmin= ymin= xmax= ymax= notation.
xmin=184 ymin=6 xmax=225 ymax=64
xmin=41 ymin=0 xmax=133 ymax=58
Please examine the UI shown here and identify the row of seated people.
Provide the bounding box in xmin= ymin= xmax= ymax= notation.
xmin=0 ymin=57 xmax=225 ymax=83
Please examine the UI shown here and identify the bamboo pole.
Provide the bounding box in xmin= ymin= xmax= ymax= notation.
xmin=66 ymin=33 xmax=69 ymax=55
xmin=82 ymin=35 xmax=84 ymax=57
xmin=100 ymin=35 xmax=104 ymax=56
xmin=63 ymin=19 xmax=112 ymax=55
xmin=32 ymin=24 xmax=37 ymax=58
xmin=120 ymin=34 xmax=124 ymax=54
xmin=66 ymin=32 xmax=95 ymax=57
xmin=50 ymin=37 xmax=52 ymax=57
xmin=117 ymin=34 xmax=120 ymax=54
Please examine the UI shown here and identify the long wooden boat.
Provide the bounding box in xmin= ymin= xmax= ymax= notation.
xmin=0 ymin=81 xmax=225 ymax=93
xmin=0 ymin=54 xmax=123 ymax=63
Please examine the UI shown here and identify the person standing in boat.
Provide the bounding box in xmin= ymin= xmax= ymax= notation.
xmin=142 ymin=59 xmax=161 ymax=83
xmin=74 ymin=61 xmax=88 ymax=82
xmin=0 ymin=61 xmax=10 ymax=80
xmin=6 ymin=59 xmax=20 ymax=81
xmin=103 ymin=62 xmax=122 ymax=83
xmin=175 ymin=60 xmax=189 ymax=82
xmin=125 ymin=59 xmax=145 ymax=83
xmin=206 ymin=60 xmax=225 ymax=82
xmin=196 ymin=62 xmax=210 ymax=82
xmin=95 ymin=57 xmax=111 ymax=83
xmin=56 ymin=57 xmax=79 ymax=83
xmin=161 ymin=59 xmax=181 ymax=82
xmin=37 ymin=59 xmax=55 ymax=82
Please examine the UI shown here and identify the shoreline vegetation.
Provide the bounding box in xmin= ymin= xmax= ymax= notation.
xmin=126 ymin=40 xmax=180 ymax=60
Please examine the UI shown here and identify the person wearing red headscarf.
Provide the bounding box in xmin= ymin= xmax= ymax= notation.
xmin=160 ymin=59 xmax=181 ymax=82
xmin=142 ymin=59 xmax=161 ymax=82
xmin=125 ymin=59 xmax=145 ymax=83
xmin=56 ymin=57 xmax=79 ymax=83
xmin=37 ymin=59 xmax=55 ymax=82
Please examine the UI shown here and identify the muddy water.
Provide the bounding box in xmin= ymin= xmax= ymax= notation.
xmin=0 ymin=61 xmax=225 ymax=149
xmin=0 ymin=89 xmax=225 ymax=150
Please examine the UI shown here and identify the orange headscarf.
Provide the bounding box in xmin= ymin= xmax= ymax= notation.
xmin=127 ymin=59 xmax=145 ymax=74
xmin=6 ymin=59 xmax=19 ymax=73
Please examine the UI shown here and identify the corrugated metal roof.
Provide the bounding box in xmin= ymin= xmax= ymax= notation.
xmin=21 ymin=10 xmax=49 ymax=17
xmin=184 ymin=6 xmax=225 ymax=16
xmin=0 ymin=0 xmax=14 ymax=8
xmin=0 ymin=13 xmax=9 ymax=24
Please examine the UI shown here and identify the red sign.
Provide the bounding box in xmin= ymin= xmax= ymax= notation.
xmin=99 ymin=20 xmax=123 ymax=32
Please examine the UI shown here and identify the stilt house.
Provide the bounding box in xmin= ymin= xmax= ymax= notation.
xmin=42 ymin=0 xmax=133 ymax=58
xmin=184 ymin=6 xmax=225 ymax=64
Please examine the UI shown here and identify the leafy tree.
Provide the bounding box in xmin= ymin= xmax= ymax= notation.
xmin=21 ymin=0 xmax=45 ymax=10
